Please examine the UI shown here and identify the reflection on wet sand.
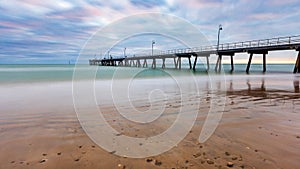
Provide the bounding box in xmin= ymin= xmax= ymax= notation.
xmin=226 ymin=78 xmax=300 ymax=100
xmin=294 ymin=80 xmax=299 ymax=93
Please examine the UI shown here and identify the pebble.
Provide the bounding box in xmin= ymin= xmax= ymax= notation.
xmin=146 ymin=158 xmax=153 ymax=162
xmin=296 ymin=136 xmax=300 ymax=139
xmin=225 ymin=151 xmax=230 ymax=156
xmin=57 ymin=152 xmax=62 ymax=155
xmin=154 ymin=160 xmax=162 ymax=166
xmin=227 ymin=162 xmax=234 ymax=167
xmin=193 ymin=152 xmax=201 ymax=158
xmin=232 ymin=157 xmax=238 ymax=160
xmin=207 ymin=159 xmax=214 ymax=165
xmin=39 ymin=159 xmax=47 ymax=163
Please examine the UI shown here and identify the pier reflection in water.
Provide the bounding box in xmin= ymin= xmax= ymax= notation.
xmin=225 ymin=77 xmax=300 ymax=101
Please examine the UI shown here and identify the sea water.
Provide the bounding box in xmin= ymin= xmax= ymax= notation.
xmin=0 ymin=64 xmax=297 ymax=84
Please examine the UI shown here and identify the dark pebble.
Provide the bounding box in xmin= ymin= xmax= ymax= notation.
xmin=227 ymin=162 xmax=234 ymax=167
xmin=154 ymin=160 xmax=162 ymax=166
xmin=232 ymin=157 xmax=238 ymax=160
xmin=146 ymin=158 xmax=153 ymax=162
xmin=207 ymin=159 xmax=214 ymax=165
xmin=39 ymin=159 xmax=46 ymax=163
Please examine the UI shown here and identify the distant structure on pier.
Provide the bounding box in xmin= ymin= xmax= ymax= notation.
xmin=89 ymin=35 xmax=300 ymax=73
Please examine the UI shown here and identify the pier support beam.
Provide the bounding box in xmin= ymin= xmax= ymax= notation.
xmin=188 ymin=56 xmax=192 ymax=69
xmin=294 ymin=50 xmax=300 ymax=73
xmin=193 ymin=56 xmax=198 ymax=71
xmin=263 ymin=53 xmax=266 ymax=73
xmin=152 ymin=58 xmax=156 ymax=69
xmin=137 ymin=59 xmax=141 ymax=67
xmin=178 ymin=57 xmax=182 ymax=69
xmin=247 ymin=51 xmax=268 ymax=73
xmin=206 ymin=56 xmax=210 ymax=71
xmin=174 ymin=58 xmax=178 ymax=69
xmin=143 ymin=59 xmax=148 ymax=68
xmin=246 ymin=53 xmax=253 ymax=74
xmin=215 ymin=55 xmax=222 ymax=72
xmin=162 ymin=58 xmax=166 ymax=69
xmin=215 ymin=56 xmax=219 ymax=72
xmin=230 ymin=55 xmax=234 ymax=72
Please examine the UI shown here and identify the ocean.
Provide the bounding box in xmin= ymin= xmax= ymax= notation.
xmin=0 ymin=64 xmax=297 ymax=84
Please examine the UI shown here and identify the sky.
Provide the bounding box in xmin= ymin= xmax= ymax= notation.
xmin=0 ymin=0 xmax=300 ymax=64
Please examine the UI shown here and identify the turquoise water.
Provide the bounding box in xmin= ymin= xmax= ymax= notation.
xmin=0 ymin=64 xmax=296 ymax=84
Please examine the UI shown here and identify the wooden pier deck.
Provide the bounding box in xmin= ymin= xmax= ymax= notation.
xmin=89 ymin=35 xmax=300 ymax=73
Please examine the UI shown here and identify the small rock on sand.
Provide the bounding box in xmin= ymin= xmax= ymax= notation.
xmin=232 ymin=157 xmax=238 ymax=160
xmin=227 ymin=162 xmax=234 ymax=167
xmin=207 ymin=159 xmax=214 ymax=165
xmin=193 ymin=152 xmax=201 ymax=158
xmin=39 ymin=159 xmax=47 ymax=163
xmin=154 ymin=160 xmax=162 ymax=166
xmin=146 ymin=158 xmax=153 ymax=162
xmin=57 ymin=152 xmax=62 ymax=155
xmin=225 ymin=152 xmax=230 ymax=156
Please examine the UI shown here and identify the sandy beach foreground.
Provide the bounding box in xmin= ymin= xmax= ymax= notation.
xmin=0 ymin=74 xmax=300 ymax=169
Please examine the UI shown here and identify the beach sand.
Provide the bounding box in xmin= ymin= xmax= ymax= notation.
xmin=0 ymin=74 xmax=299 ymax=169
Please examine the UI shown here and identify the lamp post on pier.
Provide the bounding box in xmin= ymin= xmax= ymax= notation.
xmin=216 ymin=24 xmax=223 ymax=72
xmin=217 ymin=24 xmax=223 ymax=51
xmin=124 ymin=47 xmax=126 ymax=58
xmin=152 ymin=40 xmax=155 ymax=56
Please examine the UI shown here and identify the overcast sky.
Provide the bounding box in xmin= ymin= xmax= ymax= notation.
xmin=1 ymin=0 xmax=300 ymax=64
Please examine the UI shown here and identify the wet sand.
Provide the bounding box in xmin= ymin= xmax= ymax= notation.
xmin=0 ymin=74 xmax=300 ymax=169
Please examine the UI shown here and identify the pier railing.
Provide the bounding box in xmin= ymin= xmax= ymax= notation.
xmin=134 ymin=35 xmax=300 ymax=57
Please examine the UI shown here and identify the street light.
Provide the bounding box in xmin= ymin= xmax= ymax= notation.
xmin=217 ymin=24 xmax=223 ymax=51
xmin=215 ymin=24 xmax=223 ymax=72
xmin=124 ymin=47 xmax=126 ymax=58
xmin=152 ymin=40 xmax=155 ymax=56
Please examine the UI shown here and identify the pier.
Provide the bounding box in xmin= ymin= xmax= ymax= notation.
xmin=89 ymin=35 xmax=300 ymax=73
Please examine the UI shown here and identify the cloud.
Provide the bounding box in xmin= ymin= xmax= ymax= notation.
xmin=0 ymin=0 xmax=300 ymax=64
